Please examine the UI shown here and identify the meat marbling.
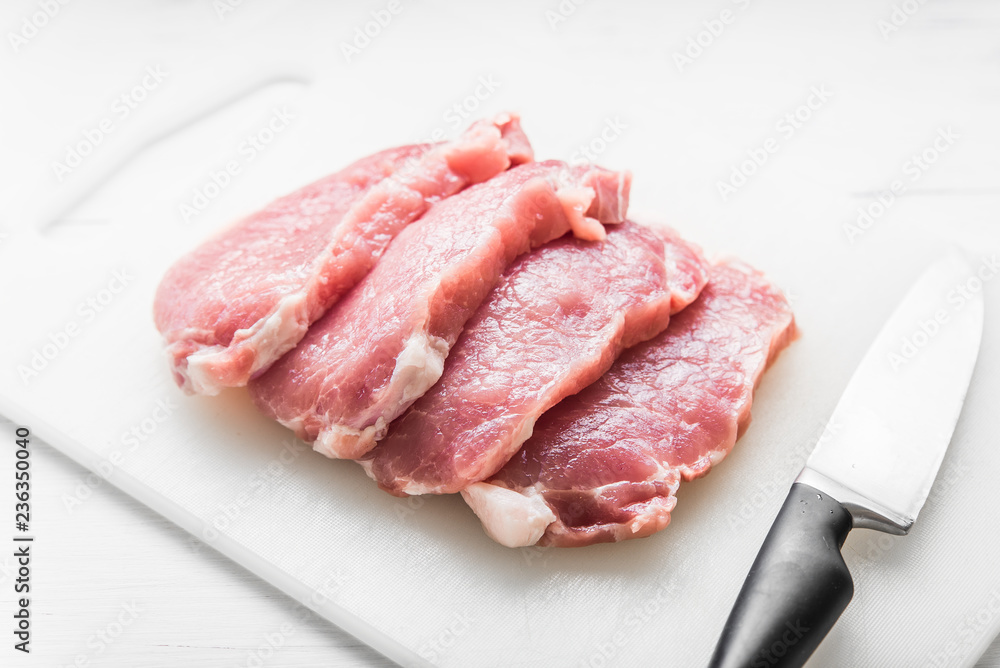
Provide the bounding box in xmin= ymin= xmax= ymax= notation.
xmin=363 ymin=221 xmax=709 ymax=496
xmin=154 ymin=113 xmax=532 ymax=395
xmin=462 ymin=260 xmax=796 ymax=548
xmin=249 ymin=160 xmax=632 ymax=460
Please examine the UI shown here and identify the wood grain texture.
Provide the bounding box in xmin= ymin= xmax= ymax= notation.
xmin=4 ymin=424 xmax=998 ymax=666
xmin=0 ymin=427 xmax=396 ymax=667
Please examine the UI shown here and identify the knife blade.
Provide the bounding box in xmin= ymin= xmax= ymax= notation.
xmin=708 ymin=251 xmax=984 ymax=668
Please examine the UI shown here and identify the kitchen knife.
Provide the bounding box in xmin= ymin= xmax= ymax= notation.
xmin=708 ymin=252 xmax=984 ymax=668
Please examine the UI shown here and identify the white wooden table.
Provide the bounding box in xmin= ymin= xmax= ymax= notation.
xmin=2 ymin=418 xmax=392 ymax=667
xmin=6 ymin=420 xmax=997 ymax=667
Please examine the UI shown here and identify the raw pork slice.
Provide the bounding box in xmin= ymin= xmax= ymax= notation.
xmin=363 ymin=221 xmax=709 ymax=495
xmin=249 ymin=160 xmax=632 ymax=460
xmin=154 ymin=114 xmax=532 ymax=395
xmin=463 ymin=260 xmax=796 ymax=547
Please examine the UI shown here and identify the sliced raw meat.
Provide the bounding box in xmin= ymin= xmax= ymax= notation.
xmin=154 ymin=114 xmax=532 ymax=395
xmin=463 ymin=260 xmax=796 ymax=547
xmin=249 ymin=161 xmax=632 ymax=460
xmin=363 ymin=221 xmax=709 ymax=496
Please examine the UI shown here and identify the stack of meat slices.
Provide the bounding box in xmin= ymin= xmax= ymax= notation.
xmin=154 ymin=113 xmax=796 ymax=548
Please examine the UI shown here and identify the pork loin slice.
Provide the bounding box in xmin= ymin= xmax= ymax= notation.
xmin=154 ymin=114 xmax=532 ymax=395
xmin=362 ymin=221 xmax=709 ymax=496
xmin=463 ymin=260 xmax=796 ymax=547
xmin=249 ymin=160 xmax=632 ymax=460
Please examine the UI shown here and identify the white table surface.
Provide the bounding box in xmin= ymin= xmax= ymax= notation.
xmin=2 ymin=416 xmax=996 ymax=668
xmin=3 ymin=1 xmax=1000 ymax=666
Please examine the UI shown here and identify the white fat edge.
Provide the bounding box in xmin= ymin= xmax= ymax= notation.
xmin=276 ymin=414 xmax=307 ymax=438
xmin=164 ymin=325 xmax=219 ymax=347
xmin=284 ymin=329 xmax=448 ymax=460
xmin=554 ymin=184 xmax=603 ymax=241
xmin=356 ymin=458 xmax=375 ymax=479
xmin=624 ymin=464 xmax=679 ymax=536
xmin=313 ymin=419 xmax=383 ymax=460
xmin=184 ymin=291 xmax=310 ymax=394
xmin=401 ymin=480 xmax=443 ymax=495
xmin=515 ymin=415 xmax=536 ymax=447
xmin=561 ymin=462 xmax=679 ymax=537
xmin=627 ymin=501 xmax=673 ymax=535
xmin=361 ymin=114 xmax=506 ymax=203
xmin=706 ymin=448 xmax=729 ymax=468
xmin=164 ymin=342 xmax=220 ymax=395
xmin=172 ymin=137 xmax=468 ymax=396
xmin=543 ymin=462 xmax=681 ymax=506
xmin=321 ymin=331 xmax=446 ymax=472
xmin=463 ymin=459 xmax=681 ymax=547
xmin=615 ymin=169 xmax=630 ymax=222
xmin=390 ymin=330 xmax=450 ymax=405
xmin=603 ymin=459 xmax=683 ymax=502
xmin=400 ymin=415 xmax=537 ymax=496
xmin=181 ymin=345 xmax=226 ymax=395
xmin=648 ymin=459 xmax=684 ymax=492
xmin=180 ymin=160 xmax=428 ymax=394
xmin=461 ymin=482 xmax=556 ymax=548
xmin=550 ymin=460 xmax=682 ymax=534
xmin=239 ymin=291 xmax=311 ymax=372
xmin=677 ymin=446 xmax=732 ymax=480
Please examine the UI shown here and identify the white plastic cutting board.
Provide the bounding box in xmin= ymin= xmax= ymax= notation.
xmin=1 ymin=1 xmax=999 ymax=666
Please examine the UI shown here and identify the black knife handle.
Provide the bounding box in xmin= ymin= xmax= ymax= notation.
xmin=708 ymin=482 xmax=854 ymax=668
